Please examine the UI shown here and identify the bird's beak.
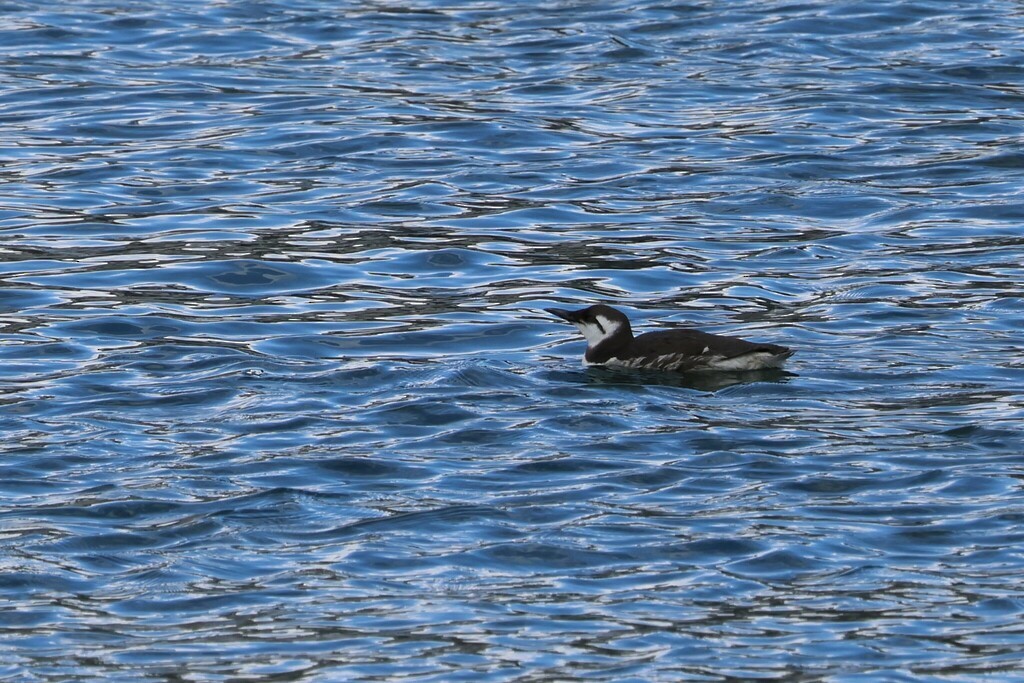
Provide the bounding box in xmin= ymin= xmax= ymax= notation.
xmin=545 ymin=308 xmax=579 ymax=323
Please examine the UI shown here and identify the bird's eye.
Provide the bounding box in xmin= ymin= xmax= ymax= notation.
xmin=594 ymin=320 xmax=605 ymax=334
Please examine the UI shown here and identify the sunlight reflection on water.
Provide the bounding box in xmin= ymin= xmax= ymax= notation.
xmin=1 ymin=0 xmax=1024 ymax=680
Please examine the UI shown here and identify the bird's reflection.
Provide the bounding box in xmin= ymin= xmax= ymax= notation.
xmin=582 ymin=365 xmax=796 ymax=391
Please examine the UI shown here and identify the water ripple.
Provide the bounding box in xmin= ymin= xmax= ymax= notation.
xmin=2 ymin=0 xmax=1024 ymax=680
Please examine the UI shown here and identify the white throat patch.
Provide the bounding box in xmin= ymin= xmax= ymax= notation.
xmin=574 ymin=314 xmax=622 ymax=348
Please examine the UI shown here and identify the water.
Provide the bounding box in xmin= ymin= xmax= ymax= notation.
xmin=2 ymin=0 xmax=1024 ymax=679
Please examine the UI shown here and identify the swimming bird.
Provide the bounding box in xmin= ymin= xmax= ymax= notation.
xmin=546 ymin=304 xmax=792 ymax=372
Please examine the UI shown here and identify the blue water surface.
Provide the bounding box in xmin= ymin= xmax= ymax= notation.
xmin=2 ymin=0 xmax=1024 ymax=680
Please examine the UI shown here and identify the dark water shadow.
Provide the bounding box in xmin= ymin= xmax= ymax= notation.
xmin=581 ymin=365 xmax=797 ymax=392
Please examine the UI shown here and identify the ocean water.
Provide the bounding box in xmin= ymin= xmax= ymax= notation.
xmin=2 ymin=0 xmax=1024 ymax=680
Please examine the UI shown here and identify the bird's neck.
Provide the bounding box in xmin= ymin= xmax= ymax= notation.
xmin=584 ymin=329 xmax=632 ymax=364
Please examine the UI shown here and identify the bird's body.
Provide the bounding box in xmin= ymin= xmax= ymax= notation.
xmin=546 ymin=304 xmax=792 ymax=372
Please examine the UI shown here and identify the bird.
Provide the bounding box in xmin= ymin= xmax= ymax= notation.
xmin=545 ymin=304 xmax=792 ymax=372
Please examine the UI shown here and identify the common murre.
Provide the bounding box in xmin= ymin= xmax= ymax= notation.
xmin=546 ymin=304 xmax=792 ymax=372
